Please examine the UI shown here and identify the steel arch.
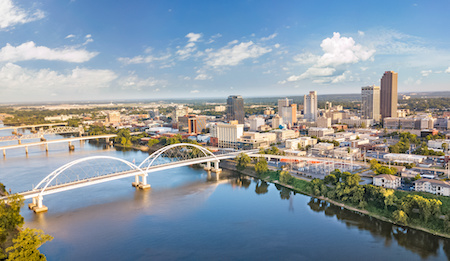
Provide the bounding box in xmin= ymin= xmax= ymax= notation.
xmin=34 ymin=156 xmax=146 ymax=197
xmin=138 ymin=143 xmax=218 ymax=171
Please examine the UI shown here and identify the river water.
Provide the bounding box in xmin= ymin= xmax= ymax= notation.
xmin=1 ymin=127 xmax=450 ymax=260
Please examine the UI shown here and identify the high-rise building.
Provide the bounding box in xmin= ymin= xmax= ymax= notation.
xmin=179 ymin=115 xmax=207 ymax=134
xmin=280 ymin=104 xmax=297 ymax=126
xmin=380 ymin=71 xmax=398 ymax=119
xmin=361 ymin=85 xmax=380 ymax=121
xmin=304 ymin=91 xmax=318 ymax=122
xmin=278 ymin=98 xmax=291 ymax=115
xmin=226 ymin=95 xmax=244 ymax=124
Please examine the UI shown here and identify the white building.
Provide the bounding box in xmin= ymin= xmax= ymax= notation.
xmin=304 ymin=91 xmax=318 ymax=122
xmin=250 ymin=117 xmax=265 ymax=131
xmin=414 ymin=178 xmax=450 ymax=196
xmin=361 ymin=85 xmax=381 ymax=121
xmin=373 ymin=174 xmax=401 ymax=189
xmin=308 ymin=127 xmax=334 ymax=138
xmin=285 ymin=137 xmax=318 ymax=150
xmin=211 ymin=123 xmax=244 ymax=148
xmin=383 ymin=153 xmax=427 ymax=164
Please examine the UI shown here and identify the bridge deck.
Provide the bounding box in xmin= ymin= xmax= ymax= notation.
xmin=0 ymin=134 xmax=117 ymax=151
xmin=1 ymin=150 xmax=257 ymax=200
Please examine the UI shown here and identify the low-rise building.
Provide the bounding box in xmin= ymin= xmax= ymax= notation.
xmin=311 ymin=142 xmax=334 ymax=155
xmin=238 ymin=132 xmax=276 ymax=149
xmin=383 ymin=153 xmax=427 ymax=164
xmin=373 ymin=174 xmax=401 ymax=189
xmin=308 ymin=127 xmax=334 ymax=138
xmin=285 ymin=137 xmax=318 ymax=150
xmin=414 ymin=178 xmax=450 ymax=196
xmin=271 ymin=129 xmax=298 ymax=143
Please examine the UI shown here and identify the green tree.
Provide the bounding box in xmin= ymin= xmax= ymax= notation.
xmin=324 ymin=174 xmax=337 ymax=185
xmin=279 ymin=171 xmax=294 ymax=185
xmin=254 ymin=158 xmax=268 ymax=175
xmin=235 ymin=153 xmax=251 ymax=171
xmin=147 ymin=139 xmax=159 ymax=147
xmin=392 ymin=210 xmax=408 ymax=225
xmin=0 ymin=194 xmax=25 ymax=242
xmin=5 ymin=228 xmax=53 ymax=261
xmin=414 ymin=174 xmax=422 ymax=181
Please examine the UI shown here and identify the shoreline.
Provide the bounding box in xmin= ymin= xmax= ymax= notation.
xmin=220 ymin=159 xmax=450 ymax=239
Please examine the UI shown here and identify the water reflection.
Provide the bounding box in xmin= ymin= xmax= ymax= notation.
xmin=307 ymin=198 xmax=450 ymax=259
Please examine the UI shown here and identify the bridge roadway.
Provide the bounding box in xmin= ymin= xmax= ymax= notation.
xmin=1 ymin=149 xmax=258 ymax=201
xmin=0 ymin=123 xmax=67 ymax=131
xmin=0 ymin=134 xmax=117 ymax=156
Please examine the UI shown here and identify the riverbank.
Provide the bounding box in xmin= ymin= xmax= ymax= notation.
xmin=220 ymin=159 xmax=450 ymax=239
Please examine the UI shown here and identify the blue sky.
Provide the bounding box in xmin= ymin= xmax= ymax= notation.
xmin=0 ymin=0 xmax=449 ymax=103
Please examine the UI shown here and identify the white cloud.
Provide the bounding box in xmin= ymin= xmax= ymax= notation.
xmin=194 ymin=73 xmax=212 ymax=80
xmin=274 ymin=43 xmax=280 ymax=49
xmin=421 ymin=70 xmax=432 ymax=77
xmin=287 ymin=32 xmax=374 ymax=83
xmin=176 ymin=32 xmax=202 ymax=60
xmin=186 ymin=32 xmax=202 ymax=42
xmin=446 ymin=67 xmax=450 ymax=73
xmin=190 ymin=90 xmax=200 ymax=93
xmin=358 ymin=31 xmax=365 ymax=36
xmin=316 ymin=32 xmax=375 ymax=67
xmin=118 ymin=53 xmax=171 ymax=65
xmin=0 ymin=41 xmax=98 ymax=63
xmin=118 ymin=73 xmax=167 ymax=91
xmin=261 ymin=33 xmax=277 ymax=41
xmin=0 ymin=0 xmax=44 ymax=30
xmin=287 ymin=67 xmax=336 ymax=82
xmin=0 ymin=63 xmax=116 ymax=91
xmin=205 ymin=41 xmax=272 ymax=67
xmin=65 ymin=34 xmax=76 ymax=39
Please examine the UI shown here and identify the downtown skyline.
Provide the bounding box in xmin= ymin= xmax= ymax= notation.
xmin=1 ymin=0 xmax=450 ymax=103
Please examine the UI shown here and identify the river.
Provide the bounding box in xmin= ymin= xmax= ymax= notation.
xmin=1 ymin=127 xmax=450 ymax=260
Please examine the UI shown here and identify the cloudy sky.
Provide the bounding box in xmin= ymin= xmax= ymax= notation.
xmin=1 ymin=0 xmax=449 ymax=103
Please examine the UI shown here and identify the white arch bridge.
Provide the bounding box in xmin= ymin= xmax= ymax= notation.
xmin=2 ymin=143 xmax=257 ymax=213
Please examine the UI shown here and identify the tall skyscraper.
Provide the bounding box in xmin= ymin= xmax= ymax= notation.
xmin=304 ymin=91 xmax=318 ymax=122
xmin=278 ymin=98 xmax=291 ymax=115
xmin=380 ymin=71 xmax=398 ymax=119
xmin=361 ymin=85 xmax=380 ymax=121
xmin=278 ymin=98 xmax=296 ymax=126
xmin=280 ymin=104 xmax=297 ymax=126
xmin=226 ymin=95 xmax=244 ymax=124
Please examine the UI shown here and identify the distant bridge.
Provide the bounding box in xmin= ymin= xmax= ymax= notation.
xmin=0 ymin=126 xmax=84 ymax=143
xmin=0 ymin=134 xmax=117 ymax=156
xmin=0 ymin=143 xmax=258 ymax=213
xmin=0 ymin=122 xmax=68 ymax=132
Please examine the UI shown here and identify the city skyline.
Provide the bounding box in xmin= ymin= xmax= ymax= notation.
xmin=0 ymin=0 xmax=450 ymax=103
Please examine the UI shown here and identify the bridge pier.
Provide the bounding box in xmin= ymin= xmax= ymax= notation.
xmin=25 ymin=146 xmax=28 ymax=154
xmin=18 ymin=140 xmax=21 ymax=145
xmin=29 ymin=195 xmax=48 ymax=213
xmin=204 ymin=161 xmax=212 ymax=171
xmin=211 ymin=160 xmax=222 ymax=173
xmin=132 ymin=174 xmax=151 ymax=190
xmin=68 ymin=141 xmax=75 ymax=151
xmin=3 ymin=149 xmax=5 ymax=157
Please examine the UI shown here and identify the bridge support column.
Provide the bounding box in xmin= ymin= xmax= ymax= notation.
xmin=45 ymin=143 xmax=48 ymax=152
xmin=132 ymin=175 xmax=140 ymax=187
xmin=3 ymin=149 xmax=5 ymax=157
xmin=18 ymin=140 xmax=21 ymax=145
xmin=30 ymin=195 xmax=48 ymax=213
xmin=25 ymin=146 xmax=28 ymax=154
xmin=204 ymin=161 xmax=212 ymax=171
xmin=211 ymin=160 xmax=222 ymax=173
xmin=138 ymin=174 xmax=151 ymax=190
xmin=68 ymin=141 xmax=75 ymax=151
